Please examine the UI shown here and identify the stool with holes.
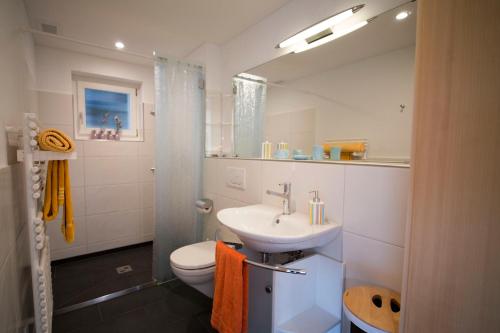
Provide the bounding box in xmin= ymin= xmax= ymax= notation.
xmin=343 ymin=286 xmax=401 ymax=333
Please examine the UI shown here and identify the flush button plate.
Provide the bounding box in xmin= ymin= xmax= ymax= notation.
xmin=226 ymin=167 xmax=246 ymax=190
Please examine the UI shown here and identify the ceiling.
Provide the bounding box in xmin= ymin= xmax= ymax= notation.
xmin=248 ymin=2 xmax=416 ymax=83
xmin=24 ymin=0 xmax=290 ymax=59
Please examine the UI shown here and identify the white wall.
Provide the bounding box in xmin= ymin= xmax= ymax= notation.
xmin=0 ymin=2 xmax=37 ymax=166
xmin=0 ymin=0 xmax=36 ymax=331
xmin=36 ymin=46 xmax=155 ymax=102
xmin=265 ymin=46 xmax=415 ymax=159
xmin=35 ymin=46 xmax=156 ymax=259
xmin=186 ymin=42 xmax=223 ymax=93
xmin=203 ymin=158 xmax=408 ymax=293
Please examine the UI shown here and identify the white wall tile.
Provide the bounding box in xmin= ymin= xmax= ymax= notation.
xmin=138 ymin=156 xmax=155 ymax=183
xmin=215 ymin=158 xmax=262 ymax=204
xmin=0 ymin=167 xmax=18 ymax=267
xmin=70 ymin=186 xmax=85 ymax=217
xmin=206 ymin=92 xmax=222 ymax=123
xmin=85 ymin=183 xmax=139 ymax=215
xmin=35 ymin=70 xmax=155 ymax=259
xmin=140 ymin=182 xmax=154 ymax=209
xmin=0 ymin=205 xmax=31 ymax=332
xmin=201 ymin=192 xmax=217 ymax=241
xmin=51 ymin=246 xmax=89 ymax=261
xmin=38 ymin=91 xmax=73 ymax=126
xmin=138 ymin=128 xmax=155 ymax=156
xmin=344 ymin=166 xmax=409 ymax=247
xmin=290 ymin=162 xmax=318 ymax=214
xmin=313 ymin=163 xmax=345 ymax=225
xmin=143 ymin=103 xmax=155 ymax=130
xmin=84 ymin=140 xmax=138 ymax=157
xmin=86 ymin=210 xmax=141 ymax=244
xmin=0 ymin=252 xmax=22 ymax=333
xmin=343 ymin=231 xmax=404 ymax=292
xmin=84 ymin=157 xmax=138 ymax=186
xmin=13 ymin=226 xmax=33 ymax=314
xmin=46 ymin=215 xmax=87 ymax=251
xmin=261 ymin=161 xmax=294 ymax=208
xmin=203 ymin=158 xmax=218 ymax=196
xmin=142 ymin=207 xmax=154 ymax=238
xmin=87 ymin=236 xmax=140 ymax=254
xmin=286 ymin=162 xmax=345 ymax=224
xmin=69 ymin=158 xmax=85 ymax=187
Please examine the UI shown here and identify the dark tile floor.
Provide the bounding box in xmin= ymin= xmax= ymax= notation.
xmin=52 ymin=243 xmax=153 ymax=308
xmin=53 ymin=280 xmax=216 ymax=333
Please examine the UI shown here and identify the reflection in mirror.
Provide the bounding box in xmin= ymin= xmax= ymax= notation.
xmin=233 ymin=74 xmax=267 ymax=157
xmin=231 ymin=2 xmax=416 ymax=162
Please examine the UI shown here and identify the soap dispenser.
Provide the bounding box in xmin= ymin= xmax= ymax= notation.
xmin=309 ymin=190 xmax=325 ymax=225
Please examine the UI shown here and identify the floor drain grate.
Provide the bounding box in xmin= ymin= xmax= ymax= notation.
xmin=116 ymin=265 xmax=133 ymax=274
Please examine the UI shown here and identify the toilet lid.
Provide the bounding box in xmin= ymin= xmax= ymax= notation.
xmin=170 ymin=241 xmax=216 ymax=270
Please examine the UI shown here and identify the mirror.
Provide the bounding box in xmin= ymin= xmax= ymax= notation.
xmin=229 ymin=2 xmax=416 ymax=162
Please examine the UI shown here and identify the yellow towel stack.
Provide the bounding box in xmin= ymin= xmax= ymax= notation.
xmin=43 ymin=160 xmax=74 ymax=243
xmin=323 ymin=141 xmax=366 ymax=160
xmin=323 ymin=142 xmax=366 ymax=154
xmin=38 ymin=128 xmax=75 ymax=152
xmin=39 ymin=129 xmax=75 ymax=243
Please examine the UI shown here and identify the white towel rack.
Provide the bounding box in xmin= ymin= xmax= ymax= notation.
xmin=20 ymin=113 xmax=77 ymax=333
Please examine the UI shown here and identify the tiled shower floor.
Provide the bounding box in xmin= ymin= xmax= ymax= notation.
xmin=53 ymin=280 xmax=216 ymax=333
xmin=52 ymin=243 xmax=153 ymax=308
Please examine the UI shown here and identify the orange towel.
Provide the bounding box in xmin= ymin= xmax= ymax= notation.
xmin=211 ymin=241 xmax=248 ymax=333
xmin=323 ymin=142 xmax=366 ymax=153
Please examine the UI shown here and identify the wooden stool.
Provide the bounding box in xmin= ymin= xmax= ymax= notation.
xmin=343 ymin=286 xmax=401 ymax=333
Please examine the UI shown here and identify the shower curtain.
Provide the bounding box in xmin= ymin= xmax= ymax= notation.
xmin=233 ymin=77 xmax=267 ymax=158
xmin=154 ymin=58 xmax=205 ymax=281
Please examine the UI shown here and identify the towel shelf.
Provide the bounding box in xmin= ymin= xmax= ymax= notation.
xmin=17 ymin=149 xmax=77 ymax=162
xmin=244 ymin=259 xmax=306 ymax=275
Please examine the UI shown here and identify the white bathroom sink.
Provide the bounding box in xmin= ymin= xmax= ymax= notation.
xmin=217 ymin=204 xmax=341 ymax=253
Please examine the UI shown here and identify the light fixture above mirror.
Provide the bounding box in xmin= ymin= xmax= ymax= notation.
xmin=277 ymin=4 xmax=368 ymax=53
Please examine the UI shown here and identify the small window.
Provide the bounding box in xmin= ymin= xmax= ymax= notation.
xmin=73 ymin=73 xmax=143 ymax=141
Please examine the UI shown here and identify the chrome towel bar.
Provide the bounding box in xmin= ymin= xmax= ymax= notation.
xmin=244 ymin=259 xmax=306 ymax=275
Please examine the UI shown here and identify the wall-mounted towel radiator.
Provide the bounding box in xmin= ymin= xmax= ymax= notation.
xmin=19 ymin=113 xmax=77 ymax=333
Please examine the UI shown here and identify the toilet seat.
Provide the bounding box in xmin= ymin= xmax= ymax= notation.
xmin=170 ymin=240 xmax=216 ymax=270
xmin=171 ymin=264 xmax=215 ymax=276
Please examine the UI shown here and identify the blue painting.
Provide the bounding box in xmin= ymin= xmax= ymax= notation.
xmin=85 ymin=88 xmax=130 ymax=129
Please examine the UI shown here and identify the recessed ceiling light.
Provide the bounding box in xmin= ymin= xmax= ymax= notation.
xmin=114 ymin=41 xmax=125 ymax=49
xmin=395 ymin=11 xmax=409 ymax=20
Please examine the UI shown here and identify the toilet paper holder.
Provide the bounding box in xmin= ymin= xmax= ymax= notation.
xmin=196 ymin=198 xmax=213 ymax=214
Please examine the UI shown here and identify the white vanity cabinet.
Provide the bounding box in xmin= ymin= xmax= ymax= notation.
xmin=272 ymin=254 xmax=345 ymax=333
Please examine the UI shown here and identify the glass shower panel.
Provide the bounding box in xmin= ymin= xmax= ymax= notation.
xmin=154 ymin=58 xmax=205 ymax=281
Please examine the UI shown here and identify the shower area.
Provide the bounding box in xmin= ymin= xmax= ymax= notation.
xmin=33 ymin=47 xmax=206 ymax=315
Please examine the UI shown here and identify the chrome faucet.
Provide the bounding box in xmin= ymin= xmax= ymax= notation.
xmin=266 ymin=182 xmax=292 ymax=215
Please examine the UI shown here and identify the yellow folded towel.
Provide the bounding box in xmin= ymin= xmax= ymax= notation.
xmin=43 ymin=160 xmax=74 ymax=243
xmin=38 ymin=128 xmax=75 ymax=152
xmin=323 ymin=142 xmax=366 ymax=154
xmin=341 ymin=152 xmax=353 ymax=160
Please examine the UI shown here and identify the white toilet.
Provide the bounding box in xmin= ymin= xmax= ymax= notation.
xmin=170 ymin=240 xmax=216 ymax=298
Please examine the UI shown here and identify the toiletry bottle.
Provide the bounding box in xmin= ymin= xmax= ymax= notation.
xmin=309 ymin=190 xmax=325 ymax=225
xmin=261 ymin=141 xmax=272 ymax=159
